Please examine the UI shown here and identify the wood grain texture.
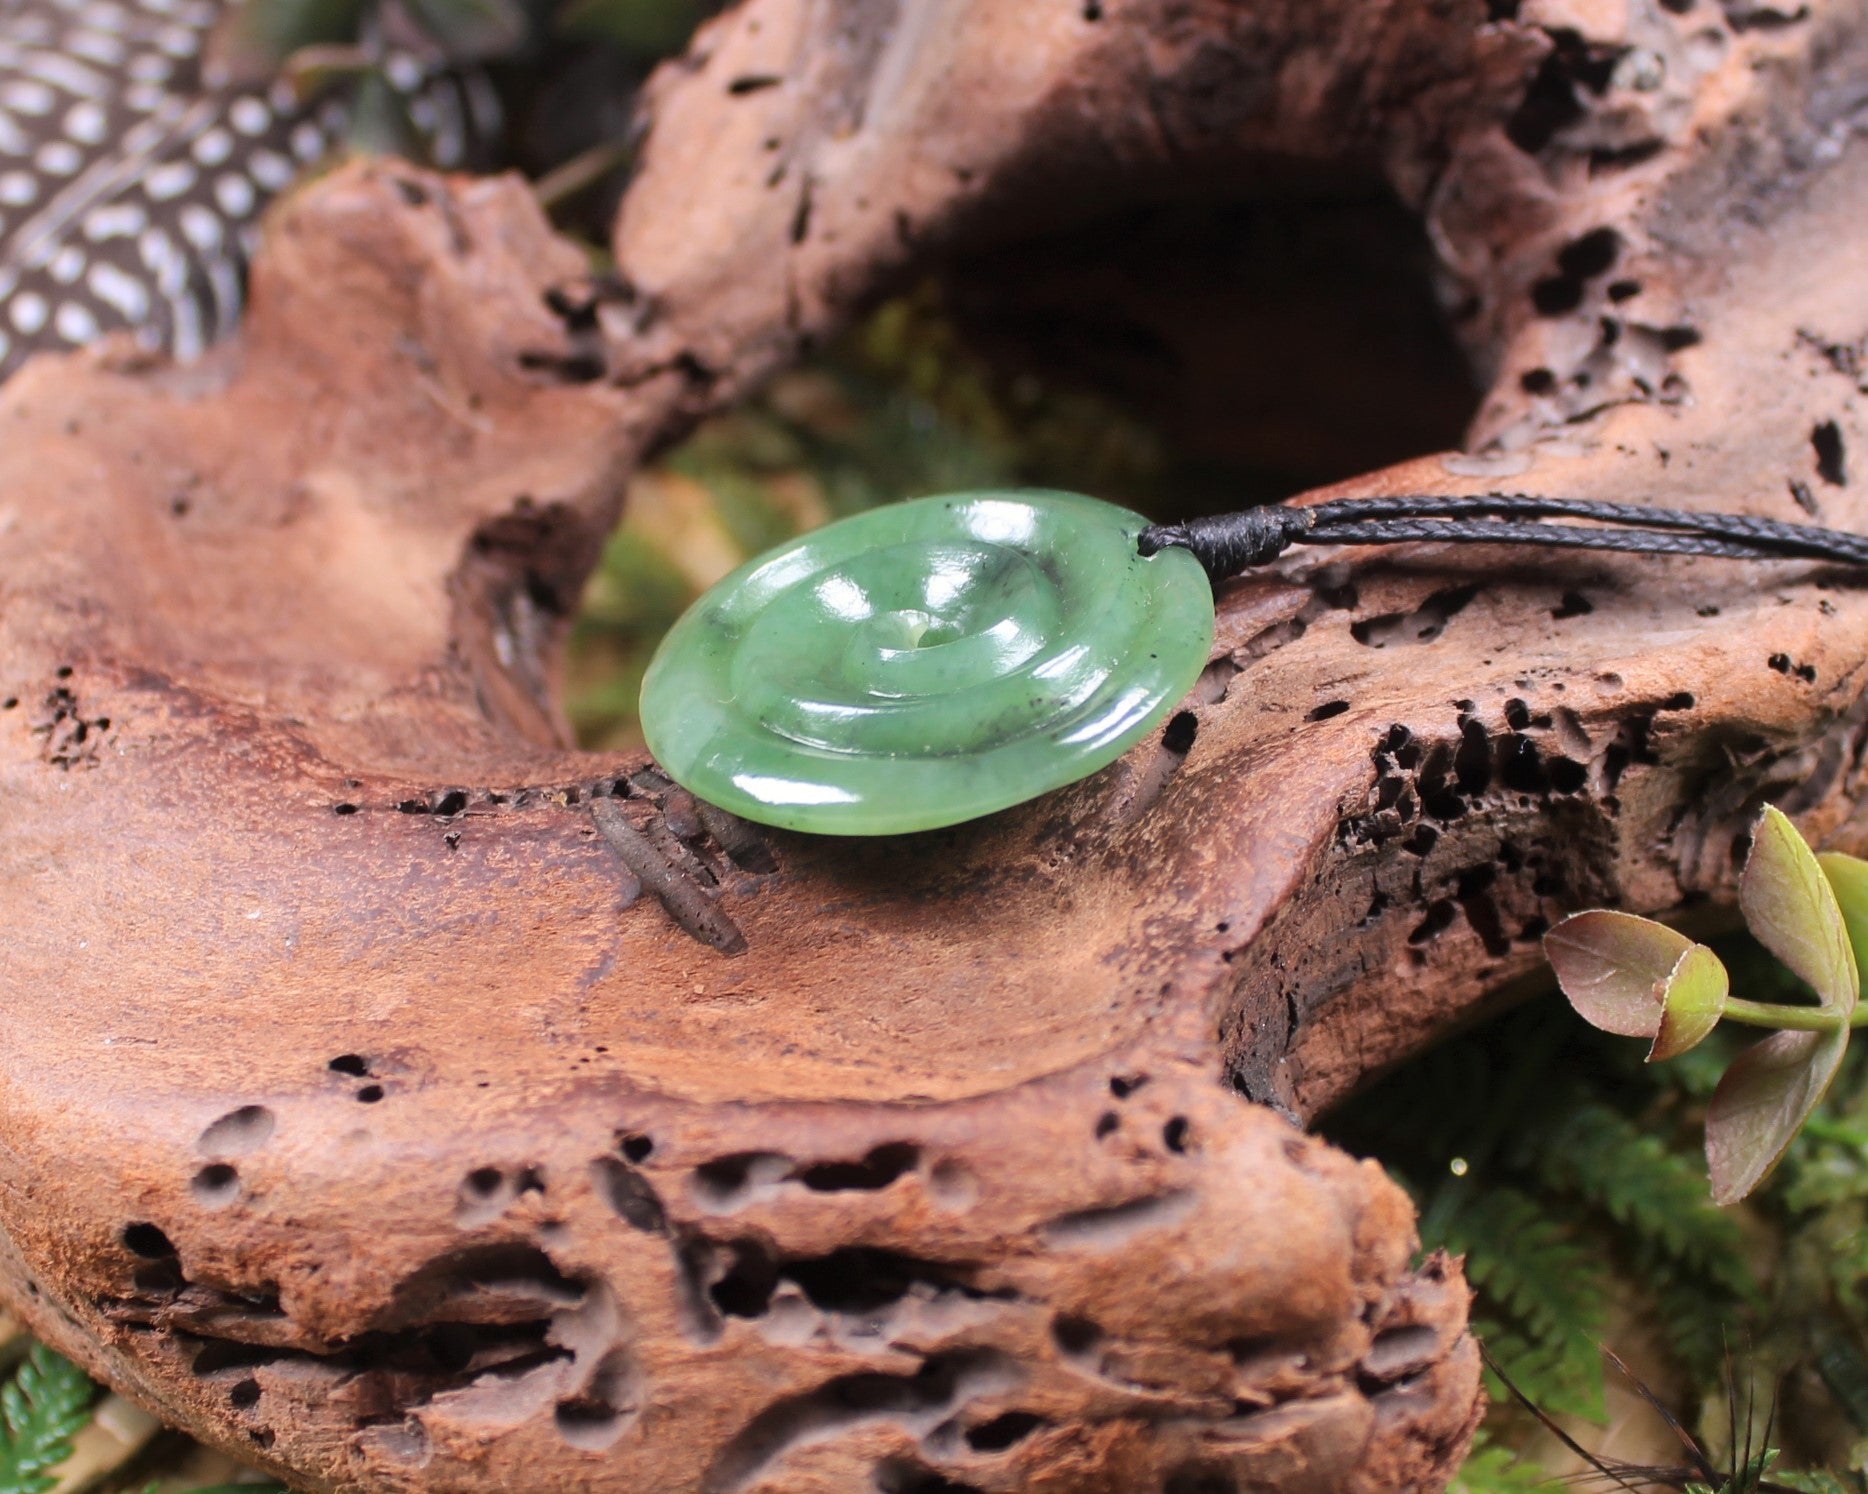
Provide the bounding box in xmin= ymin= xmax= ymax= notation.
xmin=3 ymin=0 xmax=1868 ymax=1488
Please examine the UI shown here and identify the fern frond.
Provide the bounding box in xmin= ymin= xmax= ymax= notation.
xmin=1507 ymin=1095 xmax=1758 ymax=1386
xmin=1444 ymin=1185 xmax=1610 ymax=1420
xmin=1779 ymin=1145 xmax=1868 ymax=1216
xmin=1448 ymin=1426 xmax=1551 ymax=1493
xmin=0 ymin=1344 xmax=94 ymax=1494
xmin=1638 ymin=1272 xmax=1744 ymax=1388
xmin=1809 ymin=1325 xmax=1868 ymax=1437
xmin=1523 ymin=1100 xmax=1756 ymax=1300
xmin=139 ymin=1485 xmax=289 ymax=1494
xmin=1773 ymin=1473 xmax=1868 ymax=1493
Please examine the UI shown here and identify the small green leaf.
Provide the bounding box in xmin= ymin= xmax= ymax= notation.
xmin=1818 ymin=849 xmax=1868 ymax=985
xmin=1741 ymin=805 xmax=1858 ymax=1014
xmin=279 ymin=43 xmax=377 ymax=104
xmin=343 ymin=72 xmax=424 ymax=160
xmin=1650 ymin=941 xmax=1729 ymax=1061
xmin=1545 ymin=910 xmax=1693 ymax=1037
xmin=1706 ymin=1024 xmax=1850 ymax=1204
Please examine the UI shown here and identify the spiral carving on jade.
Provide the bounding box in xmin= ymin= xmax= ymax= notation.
xmin=639 ymin=490 xmax=1215 ymax=835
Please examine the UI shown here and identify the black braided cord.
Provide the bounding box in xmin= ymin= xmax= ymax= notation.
xmin=1137 ymin=492 xmax=1868 ymax=582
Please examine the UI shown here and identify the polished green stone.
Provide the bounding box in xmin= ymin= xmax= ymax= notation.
xmin=639 ymin=489 xmax=1215 ymax=835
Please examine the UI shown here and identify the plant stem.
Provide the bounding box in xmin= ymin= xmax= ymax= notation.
xmin=1801 ymin=1115 xmax=1868 ymax=1147
xmin=533 ymin=141 xmax=634 ymax=212
xmin=1721 ymin=996 xmax=1865 ymax=1030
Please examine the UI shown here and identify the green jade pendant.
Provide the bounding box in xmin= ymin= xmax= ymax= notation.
xmin=639 ymin=490 xmax=1215 ymax=835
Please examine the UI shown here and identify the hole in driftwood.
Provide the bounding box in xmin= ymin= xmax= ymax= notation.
xmin=692 ymin=1151 xmax=790 ymax=1210
xmin=706 ymin=1350 xmax=1016 ymax=1492
xmin=1351 ymin=585 xmax=1480 ymax=648
xmin=197 ymin=1106 xmax=275 ymax=1158
xmin=191 ymin=1164 xmax=240 ymax=1208
xmin=593 ymin=1156 xmax=668 ymax=1233
xmin=1408 ymin=900 xmax=1457 ymax=945
xmin=122 ymin=1222 xmax=176 ymax=1259
xmin=1162 ymin=711 xmax=1198 ymax=754
xmin=1814 ymin=419 xmax=1848 ymax=485
xmin=1052 ymin=1315 xmax=1102 ymax=1361
xmin=876 ymin=1462 xmax=988 ymax=1494
xmin=964 ymin=1410 xmax=1047 ymax=1451
xmin=554 ymin=1349 xmax=639 ymax=1450
xmin=1043 ymin=1191 xmax=1195 ymax=1248
xmin=797 ymin=1142 xmax=920 ymax=1192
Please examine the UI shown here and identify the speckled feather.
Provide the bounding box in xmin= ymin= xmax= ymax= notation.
xmin=0 ymin=0 xmax=495 ymax=377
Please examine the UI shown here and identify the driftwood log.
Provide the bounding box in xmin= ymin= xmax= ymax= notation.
xmin=4 ymin=0 xmax=1868 ymax=1489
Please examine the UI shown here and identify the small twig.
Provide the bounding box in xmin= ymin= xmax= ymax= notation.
xmin=533 ymin=142 xmax=634 ymax=212
xmin=697 ymin=802 xmax=778 ymax=873
xmin=592 ymin=797 xmax=747 ymax=955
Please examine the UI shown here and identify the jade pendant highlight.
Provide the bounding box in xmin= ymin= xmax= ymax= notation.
xmin=639 ymin=490 xmax=1215 ymax=835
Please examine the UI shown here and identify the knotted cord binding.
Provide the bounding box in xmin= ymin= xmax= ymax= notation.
xmin=1138 ymin=493 xmax=1868 ymax=582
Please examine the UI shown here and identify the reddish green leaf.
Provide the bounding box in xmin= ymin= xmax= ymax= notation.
xmin=1545 ymin=910 xmax=1694 ymax=1037
xmin=1706 ymin=1024 xmax=1849 ymax=1204
xmin=1650 ymin=941 xmax=1729 ymax=1061
xmin=1741 ymin=805 xmax=1858 ymax=1014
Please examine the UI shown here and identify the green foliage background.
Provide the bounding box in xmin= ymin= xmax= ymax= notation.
xmin=1 ymin=1348 xmax=96 ymax=1494
xmin=1322 ymin=938 xmax=1868 ymax=1488
xmin=0 ymin=1339 xmax=285 ymax=1494
xmin=568 ymin=287 xmax=1166 ymax=751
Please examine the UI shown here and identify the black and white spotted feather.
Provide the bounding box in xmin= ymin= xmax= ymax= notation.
xmin=0 ymin=0 xmax=497 ymax=378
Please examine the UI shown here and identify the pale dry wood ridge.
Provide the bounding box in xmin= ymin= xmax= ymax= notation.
xmin=2 ymin=1 xmax=1867 ymax=1489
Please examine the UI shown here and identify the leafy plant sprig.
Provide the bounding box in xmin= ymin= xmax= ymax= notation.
xmin=1483 ymin=1341 xmax=1825 ymax=1494
xmin=0 ymin=1345 xmax=94 ymax=1494
xmin=1547 ymin=805 xmax=1868 ymax=1203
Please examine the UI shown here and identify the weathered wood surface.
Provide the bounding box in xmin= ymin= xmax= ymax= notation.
xmin=3 ymin=1 xmax=1868 ymax=1489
